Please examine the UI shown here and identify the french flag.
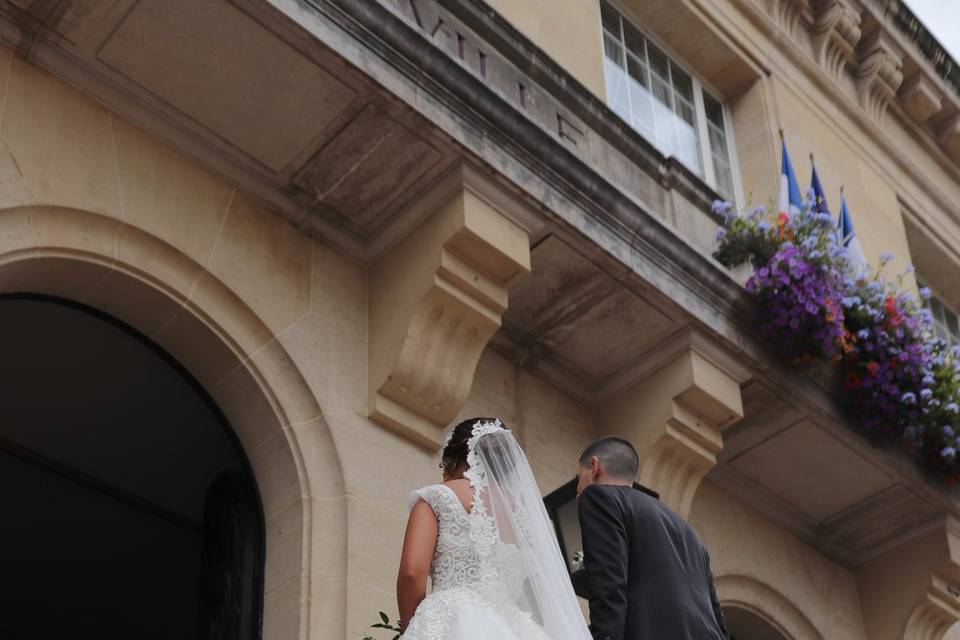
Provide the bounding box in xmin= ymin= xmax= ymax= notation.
xmin=838 ymin=189 xmax=867 ymax=274
xmin=779 ymin=135 xmax=803 ymax=217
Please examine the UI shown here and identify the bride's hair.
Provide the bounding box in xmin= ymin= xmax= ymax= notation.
xmin=441 ymin=417 xmax=499 ymax=471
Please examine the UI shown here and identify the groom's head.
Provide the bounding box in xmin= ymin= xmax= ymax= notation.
xmin=576 ymin=437 xmax=639 ymax=496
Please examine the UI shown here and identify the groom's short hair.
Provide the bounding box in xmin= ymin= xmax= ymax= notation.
xmin=579 ymin=437 xmax=639 ymax=480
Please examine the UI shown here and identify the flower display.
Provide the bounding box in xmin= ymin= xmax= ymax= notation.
xmin=840 ymin=261 xmax=934 ymax=444
xmin=747 ymin=243 xmax=845 ymax=366
xmin=713 ymin=199 xmax=960 ymax=482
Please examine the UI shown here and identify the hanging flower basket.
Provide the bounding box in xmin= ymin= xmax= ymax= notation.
xmin=712 ymin=198 xmax=960 ymax=483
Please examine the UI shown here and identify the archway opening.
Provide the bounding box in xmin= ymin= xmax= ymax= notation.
xmin=725 ymin=606 xmax=791 ymax=640
xmin=0 ymin=295 xmax=264 ymax=639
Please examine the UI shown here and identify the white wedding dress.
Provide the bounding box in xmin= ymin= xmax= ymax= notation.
xmin=402 ymin=421 xmax=592 ymax=640
xmin=403 ymin=483 xmax=553 ymax=639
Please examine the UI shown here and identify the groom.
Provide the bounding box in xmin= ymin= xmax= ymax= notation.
xmin=576 ymin=437 xmax=729 ymax=640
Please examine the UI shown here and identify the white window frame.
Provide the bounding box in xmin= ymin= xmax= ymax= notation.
xmin=919 ymin=278 xmax=960 ymax=347
xmin=597 ymin=0 xmax=744 ymax=206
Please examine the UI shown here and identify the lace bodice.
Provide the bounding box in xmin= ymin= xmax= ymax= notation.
xmin=410 ymin=484 xmax=525 ymax=604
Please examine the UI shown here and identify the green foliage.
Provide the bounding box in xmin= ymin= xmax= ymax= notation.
xmin=361 ymin=611 xmax=402 ymax=640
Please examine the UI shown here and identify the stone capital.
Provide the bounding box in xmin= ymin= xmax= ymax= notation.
xmin=857 ymin=31 xmax=904 ymax=122
xmin=367 ymin=165 xmax=532 ymax=449
xmin=598 ymin=339 xmax=744 ymax=518
xmin=812 ymin=0 xmax=862 ymax=80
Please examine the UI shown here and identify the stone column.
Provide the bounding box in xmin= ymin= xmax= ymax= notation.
xmin=368 ymin=164 xmax=532 ymax=449
xmin=598 ymin=335 xmax=745 ymax=518
xmin=858 ymin=517 xmax=960 ymax=640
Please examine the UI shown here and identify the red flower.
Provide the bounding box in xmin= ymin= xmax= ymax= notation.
xmin=844 ymin=374 xmax=862 ymax=390
xmin=866 ymin=361 xmax=880 ymax=376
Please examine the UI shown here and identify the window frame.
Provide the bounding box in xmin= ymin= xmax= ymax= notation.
xmin=919 ymin=277 xmax=960 ymax=346
xmin=597 ymin=0 xmax=744 ymax=206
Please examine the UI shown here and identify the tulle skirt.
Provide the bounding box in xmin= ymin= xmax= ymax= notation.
xmin=403 ymin=587 xmax=553 ymax=640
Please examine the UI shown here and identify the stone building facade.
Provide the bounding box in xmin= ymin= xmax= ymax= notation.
xmin=1 ymin=0 xmax=959 ymax=639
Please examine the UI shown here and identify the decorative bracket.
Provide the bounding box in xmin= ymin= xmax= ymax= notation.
xmin=599 ymin=335 xmax=745 ymax=518
xmin=367 ymin=165 xmax=532 ymax=449
xmin=900 ymin=75 xmax=943 ymax=125
xmin=857 ymin=31 xmax=904 ymax=122
xmin=902 ymin=518 xmax=960 ymax=640
xmin=768 ymin=0 xmax=813 ymax=39
xmin=811 ymin=0 xmax=862 ymax=80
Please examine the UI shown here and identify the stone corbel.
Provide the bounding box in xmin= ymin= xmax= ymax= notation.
xmin=368 ymin=165 xmax=532 ymax=449
xmin=599 ymin=335 xmax=745 ymax=518
xmin=939 ymin=115 xmax=960 ymax=164
xmin=768 ymin=0 xmax=813 ymax=38
xmin=902 ymin=518 xmax=960 ymax=640
xmin=857 ymin=31 xmax=904 ymax=122
xmin=811 ymin=0 xmax=862 ymax=80
xmin=899 ymin=75 xmax=943 ymax=125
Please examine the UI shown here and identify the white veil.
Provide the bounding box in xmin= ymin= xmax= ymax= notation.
xmin=460 ymin=420 xmax=592 ymax=640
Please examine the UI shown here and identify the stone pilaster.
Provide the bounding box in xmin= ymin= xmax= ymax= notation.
xmin=811 ymin=0 xmax=862 ymax=80
xmin=857 ymin=31 xmax=904 ymax=122
xmin=368 ymin=165 xmax=532 ymax=449
xmin=599 ymin=336 xmax=744 ymax=518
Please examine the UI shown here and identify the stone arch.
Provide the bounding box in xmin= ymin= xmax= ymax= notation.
xmin=716 ymin=574 xmax=823 ymax=640
xmin=0 ymin=204 xmax=347 ymax=639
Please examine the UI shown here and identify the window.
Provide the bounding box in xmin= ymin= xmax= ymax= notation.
xmin=600 ymin=0 xmax=738 ymax=198
xmin=920 ymin=279 xmax=960 ymax=346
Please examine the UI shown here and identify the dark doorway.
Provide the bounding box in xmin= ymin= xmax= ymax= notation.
xmin=725 ymin=606 xmax=790 ymax=640
xmin=0 ymin=295 xmax=263 ymax=640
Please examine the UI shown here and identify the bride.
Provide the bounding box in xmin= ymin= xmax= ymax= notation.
xmin=397 ymin=417 xmax=592 ymax=639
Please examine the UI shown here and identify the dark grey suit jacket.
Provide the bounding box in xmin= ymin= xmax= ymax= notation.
xmin=578 ymin=484 xmax=729 ymax=640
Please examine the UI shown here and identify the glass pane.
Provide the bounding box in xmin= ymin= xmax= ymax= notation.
xmin=671 ymin=65 xmax=694 ymax=103
xmin=627 ymin=55 xmax=648 ymax=87
xmin=555 ymin=499 xmax=583 ymax=571
xmin=627 ymin=69 xmax=654 ymax=137
xmin=708 ymin=124 xmax=728 ymax=156
xmin=714 ymin=156 xmax=734 ymax=196
xmin=676 ymin=96 xmax=695 ymax=126
xmin=704 ymin=92 xmax=725 ymax=128
xmin=677 ymin=124 xmax=701 ymax=174
xmin=600 ymin=0 xmax=620 ymax=36
xmin=654 ymin=101 xmax=677 ymax=157
xmin=604 ymin=59 xmax=631 ymax=120
xmin=623 ymin=20 xmax=646 ymax=59
xmin=651 ymin=75 xmax=671 ymax=107
xmin=604 ymin=33 xmax=625 ymax=68
xmin=647 ymin=41 xmax=670 ymax=81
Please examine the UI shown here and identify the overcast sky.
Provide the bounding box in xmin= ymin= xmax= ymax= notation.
xmin=906 ymin=0 xmax=960 ymax=61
